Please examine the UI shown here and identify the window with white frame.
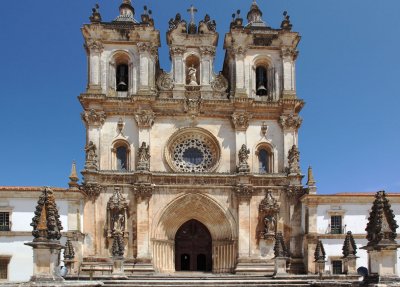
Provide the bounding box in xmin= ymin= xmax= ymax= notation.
xmin=330 ymin=215 xmax=342 ymax=234
xmin=0 ymin=213 xmax=10 ymax=232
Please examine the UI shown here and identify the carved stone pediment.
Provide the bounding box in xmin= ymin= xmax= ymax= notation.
xmin=81 ymin=109 xmax=106 ymax=127
xmin=134 ymin=110 xmax=155 ymax=128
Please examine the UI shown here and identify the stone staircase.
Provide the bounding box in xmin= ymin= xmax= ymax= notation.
xmin=67 ymin=273 xmax=361 ymax=287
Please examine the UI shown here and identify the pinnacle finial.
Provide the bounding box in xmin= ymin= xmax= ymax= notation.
xmin=307 ymin=166 xmax=316 ymax=186
xmin=68 ymin=161 xmax=79 ymax=189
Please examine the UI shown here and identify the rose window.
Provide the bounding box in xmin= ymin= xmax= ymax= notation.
xmin=165 ymin=128 xmax=220 ymax=173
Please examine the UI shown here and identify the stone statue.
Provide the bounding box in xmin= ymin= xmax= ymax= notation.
xmin=113 ymin=213 xmax=125 ymax=234
xmin=198 ymin=14 xmax=216 ymax=33
xmin=137 ymin=142 xmax=151 ymax=171
xmin=237 ymin=144 xmax=250 ymax=173
xmin=188 ymin=65 xmax=198 ymax=86
xmin=263 ymin=215 xmax=276 ymax=235
xmin=287 ymin=145 xmax=300 ymax=174
xmin=84 ymin=141 xmax=98 ymax=171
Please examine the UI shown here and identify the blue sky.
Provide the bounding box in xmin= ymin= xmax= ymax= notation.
xmin=0 ymin=0 xmax=399 ymax=194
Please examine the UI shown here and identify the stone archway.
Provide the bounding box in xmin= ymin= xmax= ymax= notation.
xmin=151 ymin=193 xmax=237 ymax=273
xmin=175 ymin=219 xmax=212 ymax=272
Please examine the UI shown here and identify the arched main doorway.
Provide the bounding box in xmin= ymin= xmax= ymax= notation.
xmin=175 ymin=219 xmax=212 ymax=272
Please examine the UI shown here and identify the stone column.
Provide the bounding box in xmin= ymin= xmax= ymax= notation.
xmin=234 ymin=184 xmax=253 ymax=273
xmin=86 ymin=40 xmax=103 ymax=92
xmin=234 ymin=47 xmax=247 ymax=97
xmin=279 ymin=114 xmax=302 ymax=169
xmin=133 ymin=184 xmax=155 ymax=273
xmin=281 ymin=46 xmax=297 ymax=99
xmin=137 ymin=42 xmax=158 ymax=94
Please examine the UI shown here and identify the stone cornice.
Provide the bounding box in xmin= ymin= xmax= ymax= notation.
xmin=305 ymin=233 xmax=400 ymax=240
xmin=301 ymin=193 xmax=400 ymax=205
xmin=85 ymin=171 xmax=291 ymax=189
xmin=0 ymin=187 xmax=85 ymax=199
xmin=79 ymin=93 xmax=304 ymax=120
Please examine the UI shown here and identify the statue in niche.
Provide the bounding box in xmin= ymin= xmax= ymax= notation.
xmin=113 ymin=213 xmax=125 ymax=234
xmin=137 ymin=142 xmax=151 ymax=171
xmin=106 ymin=188 xmax=128 ymax=238
xmin=258 ymin=190 xmax=279 ymax=240
xmin=188 ymin=65 xmax=198 ymax=86
xmin=263 ymin=214 xmax=276 ymax=236
xmin=84 ymin=141 xmax=98 ymax=170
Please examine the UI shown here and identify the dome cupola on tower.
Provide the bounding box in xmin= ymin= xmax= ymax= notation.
xmin=246 ymin=0 xmax=267 ymax=28
xmin=114 ymin=0 xmax=138 ymax=23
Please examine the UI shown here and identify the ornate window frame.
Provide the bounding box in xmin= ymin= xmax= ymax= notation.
xmin=111 ymin=139 xmax=131 ymax=172
xmin=255 ymin=142 xmax=276 ymax=174
xmin=164 ymin=127 xmax=221 ymax=173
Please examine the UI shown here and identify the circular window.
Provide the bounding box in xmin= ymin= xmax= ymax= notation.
xmin=165 ymin=128 xmax=221 ymax=173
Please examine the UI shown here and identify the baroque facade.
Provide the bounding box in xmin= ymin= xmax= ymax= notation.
xmin=79 ymin=0 xmax=304 ymax=274
xmin=0 ymin=0 xmax=399 ymax=285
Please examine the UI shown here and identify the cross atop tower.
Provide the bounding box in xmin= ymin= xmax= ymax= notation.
xmin=187 ymin=5 xmax=198 ymax=24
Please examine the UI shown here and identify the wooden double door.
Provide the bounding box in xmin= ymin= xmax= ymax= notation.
xmin=175 ymin=219 xmax=212 ymax=272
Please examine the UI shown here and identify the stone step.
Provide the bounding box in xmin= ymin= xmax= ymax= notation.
xmin=102 ymin=279 xmax=311 ymax=287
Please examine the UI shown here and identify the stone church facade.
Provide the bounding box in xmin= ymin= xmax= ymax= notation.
xmin=79 ymin=0 xmax=304 ymax=275
xmin=0 ymin=1 xmax=399 ymax=284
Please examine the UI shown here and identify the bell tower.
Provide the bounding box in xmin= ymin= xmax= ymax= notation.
xmin=162 ymin=5 xmax=224 ymax=99
xmin=223 ymin=1 xmax=300 ymax=100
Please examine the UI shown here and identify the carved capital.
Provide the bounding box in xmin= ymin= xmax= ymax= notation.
xmin=235 ymin=184 xmax=254 ymax=201
xmin=184 ymin=97 xmax=202 ymax=116
xmin=279 ymin=114 xmax=302 ymax=130
xmin=199 ymin=46 xmax=216 ymax=57
xmin=231 ymin=46 xmax=247 ymax=58
xmin=81 ymin=109 xmax=106 ymax=127
xmin=81 ymin=183 xmax=105 ymax=202
xmin=231 ymin=112 xmax=252 ymax=131
xmin=138 ymin=42 xmax=158 ymax=59
xmin=281 ymin=46 xmax=298 ymax=60
xmin=134 ymin=110 xmax=155 ymax=128
xmin=85 ymin=39 xmax=103 ymax=53
xmin=170 ymin=46 xmax=186 ymax=57
xmin=133 ymin=184 xmax=154 ymax=200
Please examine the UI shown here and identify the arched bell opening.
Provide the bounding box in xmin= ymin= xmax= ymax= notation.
xmin=175 ymin=219 xmax=212 ymax=272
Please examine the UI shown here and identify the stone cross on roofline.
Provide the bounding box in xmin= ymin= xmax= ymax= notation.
xmin=187 ymin=5 xmax=198 ymax=24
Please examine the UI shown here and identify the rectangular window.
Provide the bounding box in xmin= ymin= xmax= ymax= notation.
xmin=0 ymin=257 xmax=10 ymax=280
xmin=0 ymin=213 xmax=10 ymax=232
xmin=330 ymin=215 xmax=342 ymax=234
xmin=332 ymin=260 xmax=342 ymax=275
